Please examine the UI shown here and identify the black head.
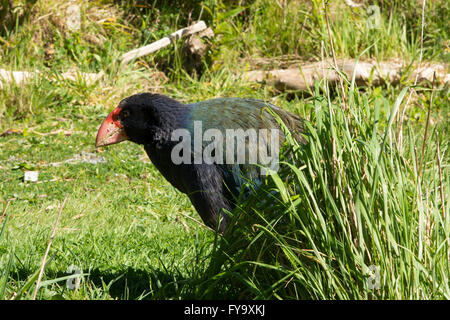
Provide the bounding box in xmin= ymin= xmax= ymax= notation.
xmin=117 ymin=93 xmax=161 ymax=145
xmin=95 ymin=93 xmax=186 ymax=148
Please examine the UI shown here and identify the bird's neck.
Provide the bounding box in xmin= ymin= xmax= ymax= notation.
xmin=147 ymin=100 xmax=192 ymax=149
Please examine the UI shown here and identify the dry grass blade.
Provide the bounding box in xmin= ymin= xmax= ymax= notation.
xmin=323 ymin=0 xmax=347 ymax=111
xmin=178 ymin=211 xmax=215 ymax=232
xmin=398 ymin=0 xmax=427 ymax=148
xmin=0 ymin=201 xmax=11 ymax=222
xmin=0 ymin=200 xmax=12 ymax=242
xmin=32 ymin=195 xmax=69 ymax=300
xmin=418 ymin=72 xmax=435 ymax=181
xmin=435 ymin=132 xmax=445 ymax=219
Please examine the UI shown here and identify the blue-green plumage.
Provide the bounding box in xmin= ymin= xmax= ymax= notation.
xmin=112 ymin=93 xmax=305 ymax=232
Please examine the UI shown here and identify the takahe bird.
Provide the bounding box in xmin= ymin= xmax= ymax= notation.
xmin=95 ymin=93 xmax=304 ymax=233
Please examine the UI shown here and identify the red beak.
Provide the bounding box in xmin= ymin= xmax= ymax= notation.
xmin=95 ymin=107 xmax=129 ymax=148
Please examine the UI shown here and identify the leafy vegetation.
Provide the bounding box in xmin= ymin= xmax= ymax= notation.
xmin=0 ymin=0 xmax=448 ymax=299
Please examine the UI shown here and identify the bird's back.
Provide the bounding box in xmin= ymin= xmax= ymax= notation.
xmin=183 ymin=98 xmax=305 ymax=227
xmin=188 ymin=98 xmax=304 ymax=141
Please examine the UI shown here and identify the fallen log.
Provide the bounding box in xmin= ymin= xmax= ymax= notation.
xmin=0 ymin=68 xmax=103 ymax=88
xmin=120 ymin=20 xmax=208 ymax=65
xmin=243 ymin=59 xmax=449 ymax=91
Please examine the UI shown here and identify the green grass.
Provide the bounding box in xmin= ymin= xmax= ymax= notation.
xmin=197 ymin=84 xmax=449 ymax=299
xmin=0 ymin=0 xmax=448 ymax=299
xmin=0 ymin=97 xmax=213 ymax=299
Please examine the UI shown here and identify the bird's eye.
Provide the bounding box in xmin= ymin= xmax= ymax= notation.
xmin=121 ymin=109 xmax=131 ymax=119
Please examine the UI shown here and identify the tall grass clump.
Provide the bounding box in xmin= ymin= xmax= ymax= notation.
xmin=199 ymin=83 xmax=449 ymax=299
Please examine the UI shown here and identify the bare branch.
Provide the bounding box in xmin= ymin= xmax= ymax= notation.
xmin=120 ymin=21 xmax=208 ymax=65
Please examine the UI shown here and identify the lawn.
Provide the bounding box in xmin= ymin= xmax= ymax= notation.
xmin=0 ymin=0 xmax=448 ymax=299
